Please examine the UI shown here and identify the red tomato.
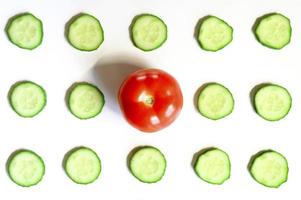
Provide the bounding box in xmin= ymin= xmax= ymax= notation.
xmin=118 ymin=68 xmax=183 ymax=132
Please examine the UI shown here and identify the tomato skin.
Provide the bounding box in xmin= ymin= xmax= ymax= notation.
xmin=118 ymin=68 xmax=183 ymax=132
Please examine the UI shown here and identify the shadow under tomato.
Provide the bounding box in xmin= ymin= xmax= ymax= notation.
xmin=92 ymin=54 xmax=146 ymax=113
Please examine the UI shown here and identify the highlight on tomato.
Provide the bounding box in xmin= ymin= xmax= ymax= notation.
xmin=118 ymin=68 xmax=183 ymax=132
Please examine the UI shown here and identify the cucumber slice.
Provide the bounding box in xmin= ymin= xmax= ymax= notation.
xmin=67 ymin=13 xmax=104 ymax=51
xmin=197 ymin=83 xmax=234 ymax=120
xmin=67 ymin=82 xmax=105 ymax=119
xmin=254 ymin=13 xmax=291 ymax=49
xmin=129 ymin=146 xmax=166 ymax=183
xmin=7 ymin=150 xmax=45 ymax=187
xmin=194 ymin=148 xmax=231 ymax=185
xmin=254 ymin=84 xmax=291 ymax=121
xmin=9 ymin=81 xmax=46 ymax=118
xmin=249 ymin=150 xmax=288 ymax=188
xmin=6 ymin=13 xmax=43 ymax=50
xmin=197 ymin=16 xmax=233 ymax=51
xmin=64 ymin=147 xmax=101 ymax=184
xmin=131 ymin=14 xmax=167 ymax=51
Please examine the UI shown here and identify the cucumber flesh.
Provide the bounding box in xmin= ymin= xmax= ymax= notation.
xmin=67 ymin=13 xmax=104 ymax=51
xmin=6 ymin=13 xmax=43 ymax=50
xmin=198 ymin=83 xmax=234 ymax=120
xmin=67 ymin=82 xmax=105 ymax=119
xmin=254 ymin=84 xmax=291 ymax=121
xmin=131 ymin=14 xmax=167 ymax=51
xmin=64 ymin=147 xmax=101 ymax=184
xmin=197 ymin=16 xmax=233 ymax=51
xmin=249 ymin=150 xmax=288 ymax=188
xmin=129 ymin=146 xmax=166 ymax=183
xmin=8 ymin=150 xmax=45 ymax=187
xmin=9 ymin=81 xmax=46 ymax=118
xmin=194 ymin=148 xmax=231 ymax=185
xmin=255 ymin=13 xmax=291 ymax=49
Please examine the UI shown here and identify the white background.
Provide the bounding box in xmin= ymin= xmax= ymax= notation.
xmin=0 ymin=0 xmax=300 ymax=199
